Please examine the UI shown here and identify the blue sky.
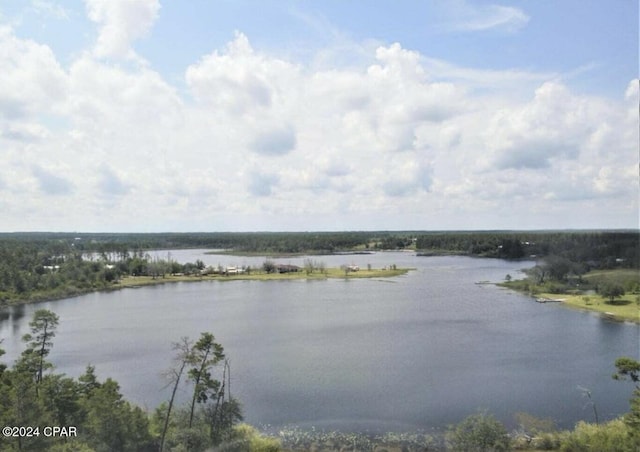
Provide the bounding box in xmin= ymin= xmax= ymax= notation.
xmin=0 ymin=1 xmax=637 ymax=231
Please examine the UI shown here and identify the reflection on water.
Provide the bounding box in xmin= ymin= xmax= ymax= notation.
xmin=0 ymin=253 xmax=638 ymax=433
xmin=0 ymin=304 xmax=26 ymax=339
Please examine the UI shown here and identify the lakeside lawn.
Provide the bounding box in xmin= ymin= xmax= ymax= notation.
xmin=537 ymin=292 xmax=639 ymax=323
xmin=502 ymin=268 xmax=639 ymax=323
xmin=581 ymin=268 xmax=640 ymax=287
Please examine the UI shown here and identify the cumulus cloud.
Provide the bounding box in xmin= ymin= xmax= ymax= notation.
xmin=482 ymin=82 xmax=613 ymax=170
xmin=0 ymin=26 xmax=67 ymax=119
xmin=98 ymin=165 xmax=131 ymax=196
xmin=32 ymin=165 xmax=74 ymax=195
xmin=0 ymin=18 xmax=636 ymax=230
xmin=381 ymin=157 xmax=433 ymax=197
xmin=186 ymin=32 xmax=296 ymax=114
xmin=250 ymin=125 xmax=296 ymax=156
xmin=0 ymin=122 xmax=49 ymax=142
xmin=624 ymin=79 xmax=638 ymax=101
xmin=85 ymin=0 xmax=160 ymax=59
xmin=248 ymin=171 xmax=279 ymax=197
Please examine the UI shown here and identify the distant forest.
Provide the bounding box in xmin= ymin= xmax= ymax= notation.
xmin=0 ymin=230 xmax=637 ymax=305
xmin=1 ymin=230 xmax=638 ymax=261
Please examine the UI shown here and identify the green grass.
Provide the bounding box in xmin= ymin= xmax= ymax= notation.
xmin=117 ymin=267 xmax=411 ymax=287
xmin=582 ymin=269 xmax=640 ymax=290
xmin=1 ymin=267 xmax=412 ymax=306
xmin=537 ymin=292 xmax=639 ymax=323
xmin=501 ymin=268 xmax=639 ymax=323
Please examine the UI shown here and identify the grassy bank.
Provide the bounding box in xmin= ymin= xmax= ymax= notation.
xmin=118 ymin=267 xmax=411 ymax=287
xmin=0 ymin=267 xmax=412 ymax=306
xmin=535 ymin=292 xmax=639 ymax=323
xmin=501 ymin=268 xmax=639 ymax=323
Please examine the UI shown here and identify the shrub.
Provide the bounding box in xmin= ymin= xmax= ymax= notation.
xmin=446 ymin=412 xmax=511 ymax=451
xmin=216 ymin=424 xmax=281 ymax=452
xmin=559 ymin=419 xmax=632 ymax=452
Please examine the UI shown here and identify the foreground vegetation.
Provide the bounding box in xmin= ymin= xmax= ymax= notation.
xmin=2 ymin=309 xmax=638 ymax=451
xmin=0 ymin=309 xmax=278 ymax=451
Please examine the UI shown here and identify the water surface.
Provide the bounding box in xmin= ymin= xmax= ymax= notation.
xmin=1 ymin=253 xmax=637 ymax=432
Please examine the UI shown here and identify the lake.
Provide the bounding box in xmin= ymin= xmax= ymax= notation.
xmin=0 ymin=252 xmax=638 ymax=433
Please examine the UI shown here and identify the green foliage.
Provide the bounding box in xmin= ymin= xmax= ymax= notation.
xmin=0 ymin=309 xmax=248 ymax=451
xmin=207 ymin=397 xmax=243 ymax=445
xmin=22 ymin=309 xmax=59 ymax=384
xmin=80 ymin=378 xmax=155 ymax=451
xmin=0 ymin=368 xmax=53 ymax=451
xmin=40 ymin=374 xmax=83 ymax=426
xmin=216 ymin=424 xmax=281 ymax=452
xmin=558 ymin=419 xmax=634 ymax=452
xmin=262 ymin=260 xmax=276 ymax=274
xmin=599 ymin=282 xmax=626 ymax=304
xmin=187 ymin=333 xmax=225 ymax=428
xmin=613 ymin=357 xmax=640 ymax=383
xmin=416 ymin=231 xmax=639 ymax=266
xmin=1 ymin=231 xmax=636 ymax=306
xmin=446 ymin=411 xmax=511 ymax=451
xmin=612 ymin=357 xmax=640 ymax=449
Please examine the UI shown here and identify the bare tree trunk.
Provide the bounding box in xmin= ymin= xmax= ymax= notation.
xmin=160 ymin=338 xmax=192 ymax=452
xmin=226 ymin=359 xmax=231 ymax=400
xmin=37 ymin=322 xmax=49 ymax=385
xmin=188 ymin=349 xmax=210 ymax=428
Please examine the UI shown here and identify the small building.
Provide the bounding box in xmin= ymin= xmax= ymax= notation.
xmin=225 ymin=266 xmax=242 ymax=275
xmin=277 ymin=264 xmax=301 ymax=273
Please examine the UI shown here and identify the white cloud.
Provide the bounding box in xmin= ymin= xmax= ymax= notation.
xmin=30 ymin=0 xmax=71 ymax=20
xmin=382 ymin=162 xmax=433 ymax=197
xmin=624 ymin=79 xmax=638 ymax=101
xmin=0 ymin=122 xmax=49 ymax=142
xmin=186 ymin=32 xmax=299 ymax=116
xmin=482 ymin=81 xmax=618 ymax=170
xmin=0 ymin=22 xmax=636 ymax=230
xmin=250 ymin=125 xmax=297 ymax=156
xmin=85 ymin=0 xmax=160 ymax=60
xmin=0 ymin=26 xmax=67 ymax=119
xmin=98 ymin=165 xmax=131 ymax=196
xmin=248 ymin=171 xmax=279 ymax=197
xmin=32 ymin=164 xmax=74 ymax=195
xmin=444 ymin=2 xmax=530 ymax=33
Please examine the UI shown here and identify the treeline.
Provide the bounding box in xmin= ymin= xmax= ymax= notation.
xmin=0 ymin=231 xmax=383 ymax=254
xmin=3 ymin=231 xmax=637 ymax=264
xmin=1 ymin=230 xmax=637 ymax=305
xmin=0 ymin=241 xmax=159 ymax=305
xmin=0 ymin=309 xmax=279 ymax=451
xmin=0 ymin=238 xmax=222 ymax=305
xmin=415 ymin=231 xmax=639 ymax=266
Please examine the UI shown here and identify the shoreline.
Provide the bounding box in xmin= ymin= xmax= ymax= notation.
xmin=0 ymin=267 xmax=412 ymax=308
xmin=498 ymin=283 xmax=639 ymax=324
xmin=537 ymin=291 xmax=639 ymax=324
